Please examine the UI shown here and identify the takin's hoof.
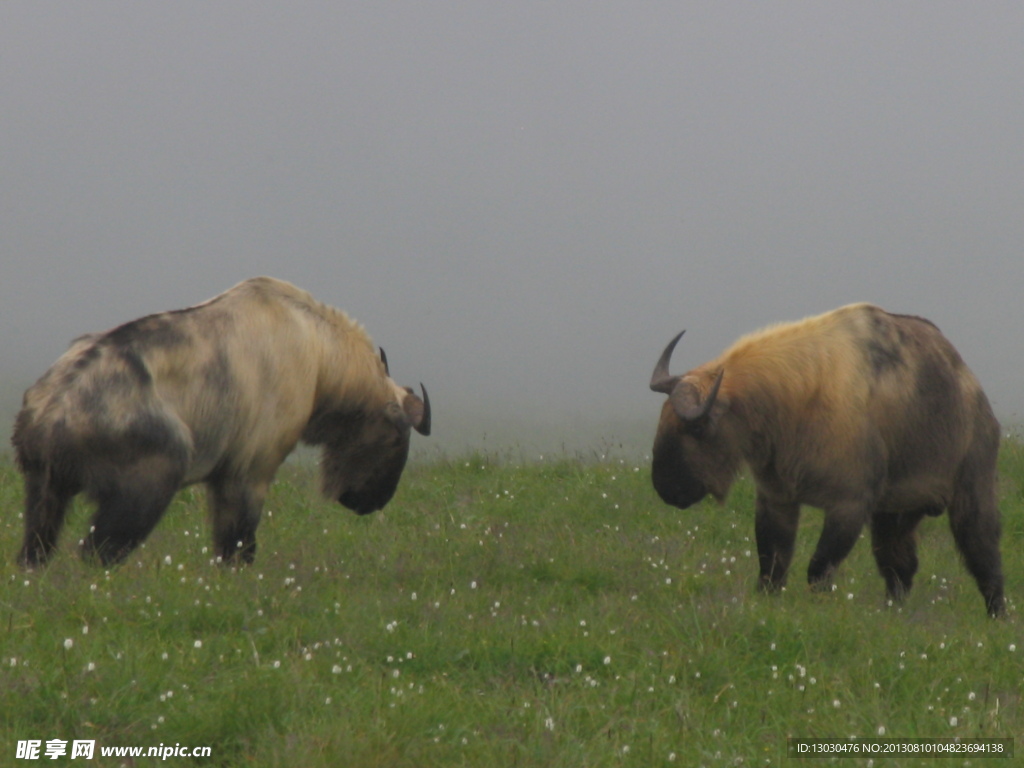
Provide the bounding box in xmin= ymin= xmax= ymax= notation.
xmin=808 ymin=578 xmax=835 ymax=594
xmin=757 ymin=577 xmax=787 ymax=594
xmin=986 ymin=594 xmax=1006 ymax=619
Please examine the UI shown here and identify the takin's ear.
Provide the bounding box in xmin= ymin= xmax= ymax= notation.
xmin=669 ymin=369 xmax=725 ymax=425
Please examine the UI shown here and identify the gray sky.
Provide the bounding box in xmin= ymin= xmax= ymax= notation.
xmin=2 ymin=2 xmax=1023 ymax=454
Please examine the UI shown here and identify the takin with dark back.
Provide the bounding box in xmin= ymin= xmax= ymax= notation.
xmin=648 ymin=303 xmax=1004 ymax=616
xmin=14 ymin=276 xmax=430 ymax=567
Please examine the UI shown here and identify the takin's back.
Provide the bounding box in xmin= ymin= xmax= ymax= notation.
xmin=13 ymin=277 xmax=389 ymax=486
xmin=713 ymin=303 xmax=998 ymax=508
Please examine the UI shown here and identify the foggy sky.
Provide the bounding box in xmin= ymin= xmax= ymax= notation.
xmin=2 ymin=2 xmax=1023 ymax=454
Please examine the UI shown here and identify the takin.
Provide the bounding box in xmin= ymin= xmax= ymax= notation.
xmin=648 ymin=303 xmax=1004 ymax=616
xmin=13 ymin=276 xmax=431 ymax=567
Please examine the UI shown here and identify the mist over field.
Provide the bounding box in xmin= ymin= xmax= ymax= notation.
xmin=2 ymin=2 xmax=1023 ymax=455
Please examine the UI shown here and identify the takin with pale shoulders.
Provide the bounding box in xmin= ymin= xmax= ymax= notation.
xmin=648 ymin=303 xmax=1004 ymax=616
xmin=13 ymin=276 xmax=431 ymax=567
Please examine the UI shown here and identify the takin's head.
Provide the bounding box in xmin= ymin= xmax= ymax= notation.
xmin=315 ymin=350 xmax=431 ymax=515
xmin=649 ymin=331 xmax=739 ymax=509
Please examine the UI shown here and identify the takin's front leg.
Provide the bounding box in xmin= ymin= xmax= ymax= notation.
xmin=754 ymin=493 xmax=800 ymax=592
xmin=207 ymin=476 xmax=268 ymax=564
xmin=807 ymin=502 xmax=870 ymax=592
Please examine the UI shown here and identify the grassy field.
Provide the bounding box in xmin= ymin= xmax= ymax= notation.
xmin=1 ymin=441 xmax=1021 ymax=767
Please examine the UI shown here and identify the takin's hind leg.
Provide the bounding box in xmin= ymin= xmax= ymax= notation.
xmin=18 ymin=466 xmax=79 ymax=568
xmin=948 ymin=472 xmax=1005 ymax=617
xmin=207 ymin=476 xmax=268 ymax=565
xmin=870 ymin=509 xmax=929 ymax=604
xmin=82 ymin=456 xmax=185 ymax=566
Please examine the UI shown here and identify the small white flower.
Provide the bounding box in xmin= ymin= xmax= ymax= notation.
xmin=63 ymin=638 xmax=74 ymax=650
xmin=949 ymin=716 xmax=958 ymax=727
xmin=603 ymin=656 xmax=611 ymax=665
xmin=193 ymin=640 xmax=202 ymax=649
xmin=877 ymin=726 xmax=886 ymax=736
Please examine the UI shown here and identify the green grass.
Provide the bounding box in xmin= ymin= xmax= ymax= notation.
xmin=1 ymin=444 xmax=1021 ymax=767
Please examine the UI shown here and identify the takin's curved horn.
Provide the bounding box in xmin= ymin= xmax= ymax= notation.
xmin=650 ymin=330 xmax=685 ymax=394
xmin=379 ymin=347 xmax=390 ymax=376
xmin=670 ymin=369 xmax=724 ymax=422
xmin=415 ymin=383 xmax=431 ymax=436
xmin=403 ymin=383 xmax=431 ymax=436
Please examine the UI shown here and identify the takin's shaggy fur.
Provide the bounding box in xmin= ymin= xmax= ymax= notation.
xmin=14 ymin=277 xmax=430 ymax=567
xmin=649 ymin=303 xmax=1004 ymax=616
